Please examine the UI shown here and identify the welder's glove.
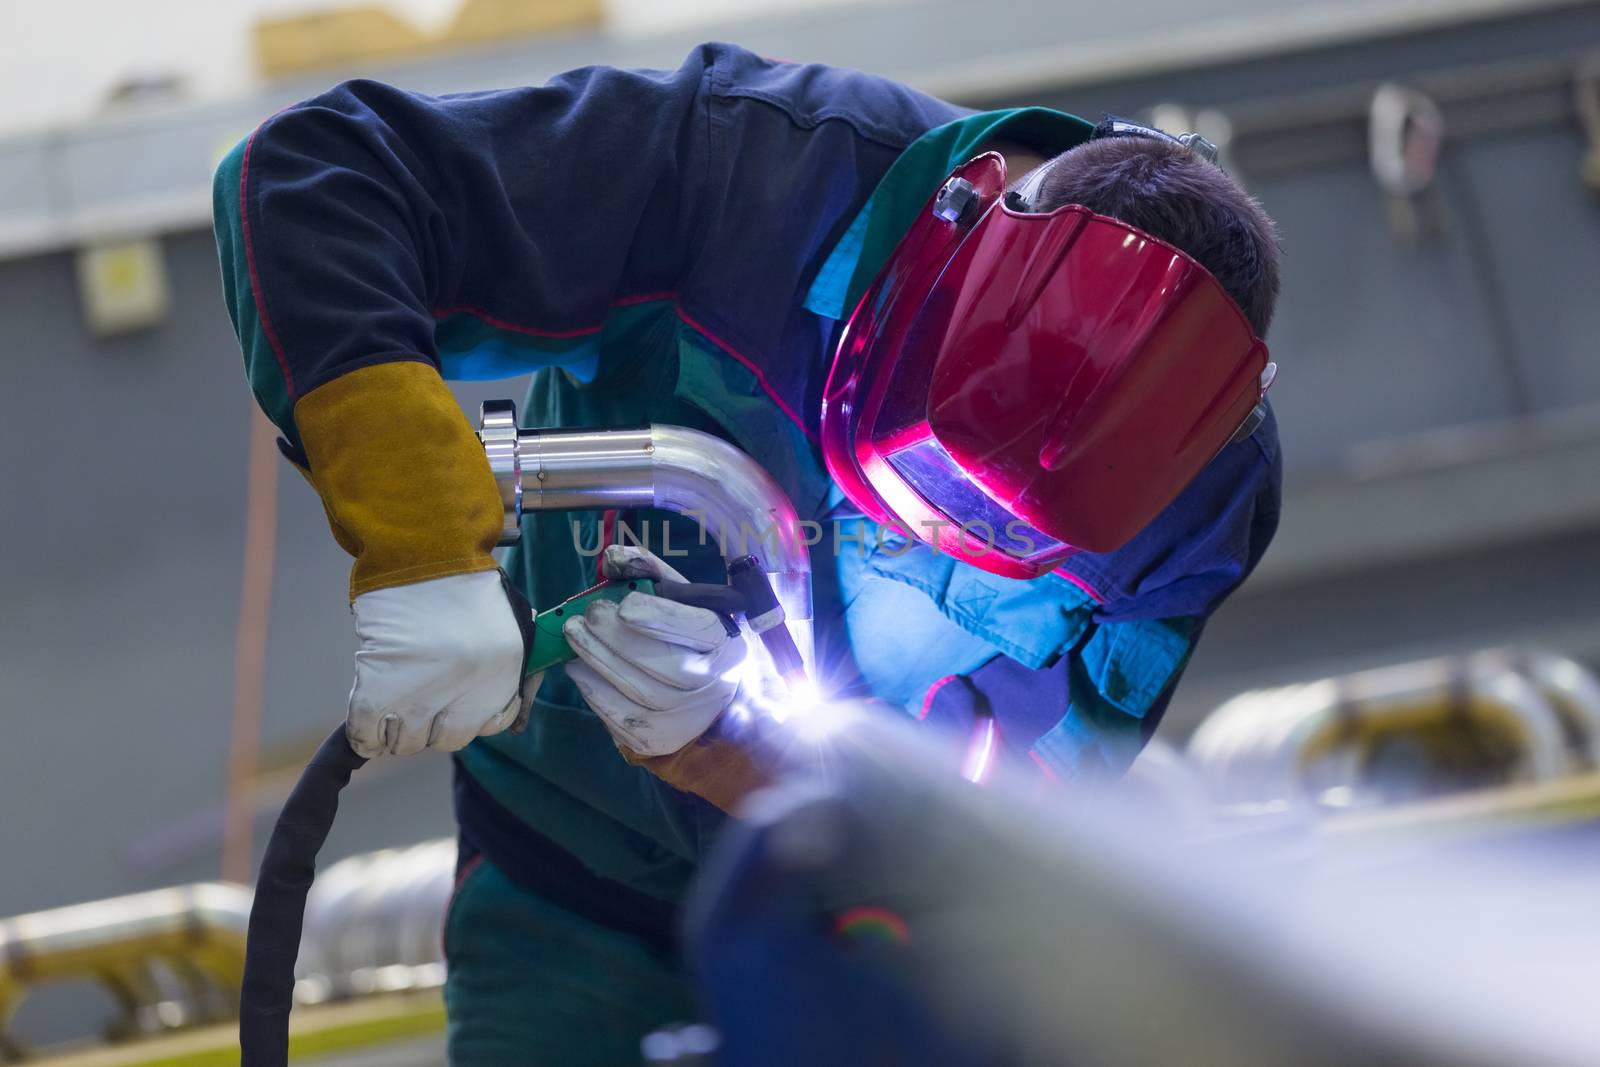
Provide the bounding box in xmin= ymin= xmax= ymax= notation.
xmin=565 ymin=545 xmax=747 ymax=757
xmin=347 ymin=570 xmax=536 ymax=758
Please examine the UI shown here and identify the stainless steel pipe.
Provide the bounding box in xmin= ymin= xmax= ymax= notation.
xmin=478 ymin=400 xmax=813 ymax=670
xmin=1187 ymin=651 xmax=1574 ymax=814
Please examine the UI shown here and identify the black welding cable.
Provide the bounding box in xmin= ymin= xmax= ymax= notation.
xmin=237 ymin=572 xmax=535 ymax=1062
xmin=239 ymin=724 xmax=367 ymax=1065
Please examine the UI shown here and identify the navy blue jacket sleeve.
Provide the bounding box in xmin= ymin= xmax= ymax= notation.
xmin=214 ymin=50 xmax=717 ymax=440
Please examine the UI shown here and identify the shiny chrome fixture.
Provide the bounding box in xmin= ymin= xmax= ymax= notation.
xmin=478 ymin=400 xmax=814 ymax=670
xmin=1187 ymin=648 xmax=1590 ymax=814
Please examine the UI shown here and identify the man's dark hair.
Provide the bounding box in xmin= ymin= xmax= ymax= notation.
xmin=1031 ymin=136 xmax=1281 ymax=337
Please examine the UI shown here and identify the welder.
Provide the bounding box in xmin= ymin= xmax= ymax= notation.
xmin=213 ymin=43 xmax=1281 ymax=1063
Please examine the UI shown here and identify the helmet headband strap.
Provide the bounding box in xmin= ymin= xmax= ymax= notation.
xmin=1092 ymin=114 xmax=1221 ymax=166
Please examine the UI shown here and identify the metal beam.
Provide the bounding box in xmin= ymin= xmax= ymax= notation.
xmin=0 ymin=0 xmax=1593 ymax=261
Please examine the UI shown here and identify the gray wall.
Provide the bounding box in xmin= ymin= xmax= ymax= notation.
xmin=0 ymin=231 xmax=487 ymax=906
xmin=0 ymin=234 xmax=515 ymax=1042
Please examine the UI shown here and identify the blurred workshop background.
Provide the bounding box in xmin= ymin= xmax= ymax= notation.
xmin=3 ymin=0 xmax=1600 ymax=1061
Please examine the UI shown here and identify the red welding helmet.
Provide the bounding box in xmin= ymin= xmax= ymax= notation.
xmin=820 ymin=145 xmax=1276 ymax=580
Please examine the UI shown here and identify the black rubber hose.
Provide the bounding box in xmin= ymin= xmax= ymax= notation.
xmin=238 ymin=570 xmax=532 ymax=1062
xmin=239 ymin=724 xmax=367 ymax=1065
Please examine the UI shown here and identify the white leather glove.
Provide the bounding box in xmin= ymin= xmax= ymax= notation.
xmin=564 ymin=545 xmax=747 ymax=757
xmin=347 ymin=570 xmax=535 ymax=758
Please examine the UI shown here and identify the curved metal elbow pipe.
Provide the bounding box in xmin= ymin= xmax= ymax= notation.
xmin=479 ymin=401 xmax=813 ymax=667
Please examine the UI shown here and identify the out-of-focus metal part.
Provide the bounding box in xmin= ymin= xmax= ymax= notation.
xmin=1369 ymin=82 xmax=1447 ymax=242
xmin=1193 ymin=108 xmax=1235 ymax=170
xmin=0 ymin=884 xmax=250 ymax=1052
xmin=1148 ymin=103 xmax=1190 ymax=133
xmin=640 ymin=1022 xmax=722 ymax=1065
xmin=1176 ymin=131 xmax=1220 ymax=164
xmin=1215 ymin=49 xmax=1599 ymax=178
xmin=1528 ymin=652 xmax=1600 ymax=764
xmin=1474 ymin=647 xmax=1600 ymax=768
xmin=1369 ymin=83 xmax=1447 ymax=196
xmin=295 ymin=839 xmax=456 ymax=1005
xmin=1320 ymin=769 xmax=1600 ymax=844
xmin=1575 ymin=53 xmax=1600 ymax=191
xmin=478 ymin=399 xmax=522 ymax=544
xmin=1112 ymin=739 xmax=1216 ymax=831
xmin=1148 ymin=104 xmax=1237 ymax=171
xmin=477 ymin=401 xmax=814 ymax=675
xmin=8 ymin=991 xmax=446 ymax=1066
xmin=0 ymin=847 xmax=464 ymax=1053
xmin=689 ymin=711 xmax=1600 ymax=1067
xmin=1188 ymin=650 xmax=1575 ymax=815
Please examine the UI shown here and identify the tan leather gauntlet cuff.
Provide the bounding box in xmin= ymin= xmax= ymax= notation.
xmin=293 ymin=360 xmax=504 ymax=601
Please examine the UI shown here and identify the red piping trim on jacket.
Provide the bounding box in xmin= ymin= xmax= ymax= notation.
xmin=919 ymin=673 xmax=960 ymax=721
xmin=673 ymin=306 xmax=817 ymax=443
xmin=441 ymin=852 xmax=486 ymax=961
xmin=431 ymin=303 xmax=604 ymax=340
xmin=1051 ymin=568 xmax=1105 ymax=603
xmin=427 ymin=292 xmax=816 ymax=443
xmin=615 ymin=290 xmax=676 ymax=307
xmin=1029 ymin=749 xmax=1061 ymax=781
xmin=430 ymin=291 xmax=680 ymax=340
xmin=240 ymin=126 xmax=298 ymax=402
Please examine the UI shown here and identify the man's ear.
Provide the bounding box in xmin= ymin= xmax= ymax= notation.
xmin=987 ymin=139 xmax=1052 ymax=194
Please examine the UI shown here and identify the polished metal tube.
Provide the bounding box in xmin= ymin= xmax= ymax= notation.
xmin=649 ymin=425 xmax=813 ymax=670
xmin=1475 ymin=647 xmax=1600 ymax=768
xmin=521 ymin=426 xmax=656 ymax=512
xmin=479 ymin=404 xmax=813 ymax=666
xmin=1187 ymin=653 xmax=1572 ymax=813
xmin=0 ymin=883 xmax=250 ymax=977
xmin=479 ymin=399 xmax=522 ymax=543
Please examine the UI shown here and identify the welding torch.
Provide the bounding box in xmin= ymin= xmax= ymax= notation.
xmin=239 ymin=552 xmax=807 ymax=1065
xmin=521 ymin=552 xmax=809 ymax=715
